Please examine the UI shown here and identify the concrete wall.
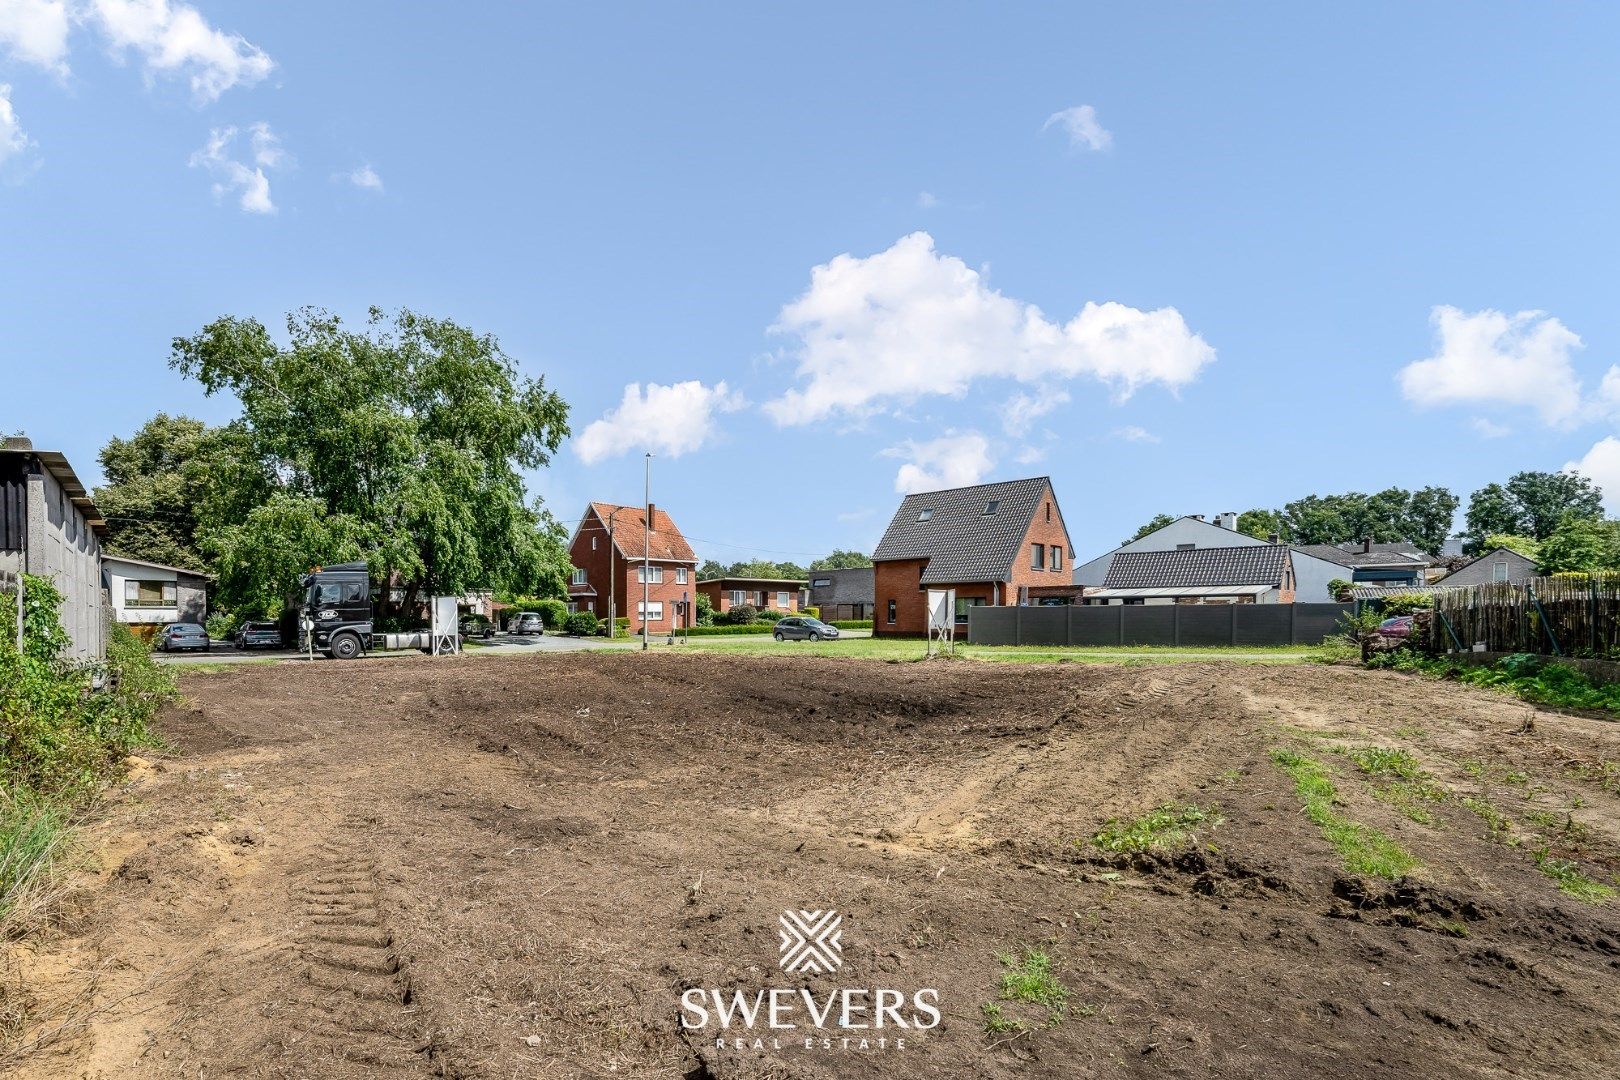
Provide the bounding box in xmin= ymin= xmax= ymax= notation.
xmin=1291 ymin=550 xmax=1354 ymax=604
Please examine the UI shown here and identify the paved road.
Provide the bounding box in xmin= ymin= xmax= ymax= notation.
xmin=154 ymin=631 xmax=632 ymax=664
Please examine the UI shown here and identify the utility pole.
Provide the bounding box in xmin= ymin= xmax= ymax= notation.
xmin=643 ymin=452 xmax=652 ymax=651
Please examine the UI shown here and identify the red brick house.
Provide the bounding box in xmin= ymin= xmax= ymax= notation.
xmin=696 ymin=576 xmax=808 ymax=617
xmin=872 ymin=476 xmax=1074 ymax=639
xmin=567 ymin=502 xmax=699 ymax=633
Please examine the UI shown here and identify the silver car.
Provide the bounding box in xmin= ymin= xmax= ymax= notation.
xmin=509 ymin=611 xmax=544 ymax=635
xmin=773 ymin=616 xmax=839 ymax=642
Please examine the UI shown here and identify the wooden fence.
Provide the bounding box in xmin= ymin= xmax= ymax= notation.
xmin=1429 ymin=574 xmax=1620 ymax=657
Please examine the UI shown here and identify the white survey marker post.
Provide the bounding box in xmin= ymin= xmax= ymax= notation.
xmin=926 ymin=588 xmax=955 ymax=657
xmin=431 ymin=596 xmax=460 ymax=655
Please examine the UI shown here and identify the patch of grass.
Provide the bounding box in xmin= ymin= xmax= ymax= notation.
xmin=1371 ymin=780 xmax=1448 ymax=825
xmin=1346 ymin=747 xmax=1423 ymax=779
xmin=1089 ymin=804 xmax=1221 ymax=853
xmin=980 ymin=1002 xmax=1029 ymax=1037
xmin=1393 ymin=725 xmax=1427 ymax=739
xmin=1269 ymin=749 xmax=1420 ymax=879
xmin=1461 ymin=795 xmax=1515 ymax=844
xmin=0 ymin=793 xmax=70 ymax=935
xmin=995 ymin=948 xmax=1070 ymax=1015
xmin=1461 ymin=760 xmax=1487 ymax=780
xmin=1532 ymin=847 xmax=1615 ymax=903
xmin=1565 ymin=759 xmax=1620 ymax=794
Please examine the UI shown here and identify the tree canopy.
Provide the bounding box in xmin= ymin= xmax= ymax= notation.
xmin=809 ymin=549 xmax=872 ymax=570
xmin=1128 ymin=514 xmax=1177 ymax=543
xmin=697 ymin=558 xmax=809 ymax=580
xmin=1536 ymin=515 xmax=1620 ymax=575
xmin=165 ymin=306 xmax=572 ymax=615
xmin=1463 ymin=472 xmax=1604 ymax=552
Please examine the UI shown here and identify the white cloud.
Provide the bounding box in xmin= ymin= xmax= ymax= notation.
xmin=0 ymin=84 xmax=31 ymax=165
xmin=1397 ymin=306 xmax=1585 ymax=426
xmin=883 ymin=432 xmax=993 ymax=494
xmin=1000 ymin=389 xmax=1069 ymax=435
xmin=1042 ymin=104 xmax=1112 ymax=152
xmin=574 ymin=380 xmax=746 ymax=465
xmin=90 ymin=0 xmax=273 ymax=103
xmin=345 ymin=163 xmax=382 ymax=191
xmin=765 ymin=232 xmax=1214 ymax=425
xmin=1111 ymin=425 xmax=1160 ymax=443
xmin=1013 ymin=445 xmax=1047 ymax=465
xmin=1470 ymin=417 xmax=1512 ymax=439
xmin=1568 ymin=437 xmax=1620 ymax=514
xmin=916 ymin=190 xmax=940 ymax=209
xmin=189 ymin=122 xmax=284 ymax=213
xmin=0 ymin=0 xmax=71 ymax=74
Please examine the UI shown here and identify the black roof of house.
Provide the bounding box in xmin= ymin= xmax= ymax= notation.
xmin=1103 ymin=544 xmax=1290 ymax=589
xmin=873 ymin=476 xmax=1062 ymax=585
xmin=1296 ymin=542 xmax=1434 ymax=569
xmin=806 ymin=566 xmax=874 ymax=603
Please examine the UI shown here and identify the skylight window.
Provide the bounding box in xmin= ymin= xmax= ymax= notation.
xmin=918 ymin=508 xmax=935 ymax=522
xmin=983 ymin=499 xmax=999 ymax=515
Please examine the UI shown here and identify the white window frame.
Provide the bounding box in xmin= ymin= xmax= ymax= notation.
xmin=1492 ymin=561 xmax=1509 ymax=583
xmin=776 ymin=591 xmax=790 ymax=608
xmin=638 ymin=600 xmax=664 ymax=622
xmin=570 ymin=568 xmax=588 ymax=585
xmin=637 ymin=564 xmax=664 ymax=584
xmin=676 ymin=567 xmax=688 ymax=584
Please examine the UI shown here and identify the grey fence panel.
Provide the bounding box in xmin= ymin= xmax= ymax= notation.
xmin=1235 ymin=605 xmax=1293 ymax=646
xmin=970 ymin=602 xmax=1355 ymax=647
xmin=1177 ymin=605 xmax=1235 ymax=647
xmin=1120 ymin=605 xmax=1177 ymax=646
xmin=968 ymin=606 xmax=1019 ymax=645
xmin=1070 ymin=605 xmax=1122 ymax=646
xmin=1291 ymin=603 xmax=1353 ymax=645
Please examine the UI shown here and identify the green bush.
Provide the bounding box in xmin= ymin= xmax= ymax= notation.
xmin=831 ymin=619 xmax=873 ymax=630
xmin=683 ymin=623 xmax=784 ymax=636
xmin=801 ymin=605 xmax=820 ymax=620
xmin=564 ymin=611 xmax=600 ymax=637
xmin=534 ymin=598 xmax=568 ymax=629
xmin=755 ymin=609 xmax=786 ymax=623
xmin=695 ymin=593 xmax=715 ymax=626
xmin=722 ymin=604 xmax=757 ymax=625
xmin=205 ymin=611 xmax=238 ymax=640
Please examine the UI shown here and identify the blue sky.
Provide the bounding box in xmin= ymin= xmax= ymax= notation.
xmin=6 ymin=2 xmax=1620 ymax=563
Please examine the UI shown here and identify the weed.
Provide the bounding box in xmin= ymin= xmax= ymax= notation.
xmin=1347 ymin=747 xmax=1423 ymax=779
xmin=1532 ymin=847 xmax=1615 ymax=903
xmin=995 ymin=948 xmax=1070 ymax=1015
xmin=1371 ymin=779 xmax=1448 ymax=825
xmin=1269 ymin=749 xmax=1420 ymax=879
xmin=0 ymin=793 xmax=68 ymax=933
xmin=1462 ymin=760 xmax=1487 ymax=780
xmin=1089 ymin=804 xmax=1221 ymax=854
xmin=1393 ymin=725 xmax=1427 ymax=739
xmin=1461 ymin=795 xmax=1514 ymax=842
xmin=981 ymin=1002 xmax=1028 ymax=1037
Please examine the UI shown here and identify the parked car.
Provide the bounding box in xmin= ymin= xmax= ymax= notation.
xmin=773 ymin=616 xmax=840 ymax=642
xmin=156 ymin=622 xmax=211 ymax=652
xmin=1378 ymin=615 xmax=1415 ymax=639
xmin=233 ymin=621 xmax=283 ymax=649
xmin=459 ymin=614 xmax=495 ymax=639
xmin=509 ymin=611 xmax=545 ymax=636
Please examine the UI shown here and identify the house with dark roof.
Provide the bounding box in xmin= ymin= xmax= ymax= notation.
xmin=1295 ymin=540 xmax=1438 ymax=588
xmin=871 ymin=476 xmax=1073 ymax=638
xmin=567 ymin=502 xmax=698 ymax=632
xmin=1083 ymin=544 xmax=1297 ymax=605
xmin=806 ymin=566 xmax=873 ymax=621
xmin=1074 ymin=513 xmax=1346 ymax=602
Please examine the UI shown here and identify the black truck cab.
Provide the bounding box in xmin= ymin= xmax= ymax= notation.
xmin=298 ymin=562 xmax=373 ymax=659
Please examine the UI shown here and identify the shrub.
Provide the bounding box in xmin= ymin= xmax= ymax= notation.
xmin=564 ymin=611 xmax=600 ymax=637
xmin=205 ymin=611 xmax=238 ymax=640
xmin=684 ymin=623 xmax=786 ymax=636
xmin=832 ymin=619 xmax=873 ymax=630
xmin=534 ymin=598 xmax=568 ymax=629
xmin=755 ymin=609 xmax=786 ymax=623
xmin=695 ymin=593 xmax=715 ymax=626
xmin=1328 ymin=578 xmax=1354 ymax=601
xmin=723 ymin=604 xmax=757 ymax=625
xmin=801 ymin=606 xmax=820 ymax=620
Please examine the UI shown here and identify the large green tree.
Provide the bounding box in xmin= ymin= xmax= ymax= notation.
xmin=1236 ymin=508 xmax=1288 ymax=542
xmin=1536 ymin=515 xmax=1620 ymax=575
xmin=1128 ymin=513 xmax=1177 ymax=543
xmin=1463 ymin=471 xmax=1603 ymax=552
xmin=170 ymin=306 xmax=571 ymax=615
xmin=809 ymin=549 xmax=872 ymax=570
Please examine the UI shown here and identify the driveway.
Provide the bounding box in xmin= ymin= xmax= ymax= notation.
xmin=154 ymin=631 xmax=633 ymax=664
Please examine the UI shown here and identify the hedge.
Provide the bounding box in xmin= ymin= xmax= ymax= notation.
xmin=682 ymin=624 xmax=784 ymax=636
xmin=832 ymin=620 xmax=872 ymax=630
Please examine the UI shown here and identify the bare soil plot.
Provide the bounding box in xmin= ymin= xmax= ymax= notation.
xmin=6 ymin=652 xmax=1620 ymax=1079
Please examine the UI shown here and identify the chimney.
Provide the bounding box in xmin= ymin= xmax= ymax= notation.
xmin=647 ymin=502 xmax=657 ymax=530
xmin=1267 ymin=532 xmax=1280 ymax=545
xmin=2 ymin=435 xmax=31 ymax=451
xmin=1362 ymin=535 xmax=1372 ymax=554
xmin=1190 ymin=514 xmax=1204 ymax=521
xmin=1217 ymin=511 xmax=1237 ymax=530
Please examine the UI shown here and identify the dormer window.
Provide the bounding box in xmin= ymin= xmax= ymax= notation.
xmin=918 ymin=508 xmax=935 ymax=522
xmin=983 ymin=499 xmax=999 ymax=515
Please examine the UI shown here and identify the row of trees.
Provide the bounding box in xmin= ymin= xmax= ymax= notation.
xmin=96 ymin=307 xmax=575 ymax=619
xmin=696 ymin=549 xmax=872 ymax=582
xmin=1129 ymin=471 xmax=1608 ymax=558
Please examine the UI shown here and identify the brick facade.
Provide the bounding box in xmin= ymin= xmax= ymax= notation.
xmin=696 ymin=578 xmax=806 ymax=616
xmin=567 ymin=503 xmax=698 ymax=632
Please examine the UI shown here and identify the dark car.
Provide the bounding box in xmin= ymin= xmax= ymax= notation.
xmin=509 ymin=611 xmax=544 ymax=636
xmin=233 ymin=621 xmax=283 ymax=649
xmin=459 ymin=614 xmax=495 ymax=639
xmin=773 ymin=616 xmax=840 ymax=642
xmin=1378 ymin=615 xmax=1415 ymax=639
xmin=156 ymin=622 xmax=210 ymax=652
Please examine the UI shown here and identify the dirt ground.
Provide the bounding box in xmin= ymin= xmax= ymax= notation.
xmin=7 ymin=651 xmax=1620 ymax=1079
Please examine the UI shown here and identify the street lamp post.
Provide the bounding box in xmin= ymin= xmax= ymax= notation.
xmin=643 ymin=452 xmax=652 ymax=651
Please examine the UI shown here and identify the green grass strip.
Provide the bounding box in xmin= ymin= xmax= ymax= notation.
xmin=1270 ymin=748 xmax=1419 ymax=879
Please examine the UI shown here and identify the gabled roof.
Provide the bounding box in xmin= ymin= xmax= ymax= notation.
xmin=873 ymin=477 xmax=1064 ymax=585
xmin=102 ymin=553 xmax=211 ymax=577
xmin=1103 ymin=545 xmax=1290 ymax=590
xmin=1432 ymin=545 xmax=1537 ymax=584
xmin=582 ymin=502 xmax=697 ymax=564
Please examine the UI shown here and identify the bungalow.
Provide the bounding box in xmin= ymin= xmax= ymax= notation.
xmin=1075 ymin=513 xmax=1348 ymax=603
xmin=806 ymin=567 xmax=873 ymax=621
xmin=1295 ymin=540 xmax=1438 ymax=588
xmin=697 ymin=577 xmax=808 ymax=617
xmin=103 ymin=554 xmax=209 ymax=637
xmin=1083 ymin=544 xmax=1296 ymax=605
xmin=0 ymin=437 xmax=106 ymax=659
xmin=1432 ymin=546 xmax=1537 ymax=588
xmin=872 ymin=476 xmax=1073 ymax=638
xmin=567 ymin=502 xmax=699 ymax=631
